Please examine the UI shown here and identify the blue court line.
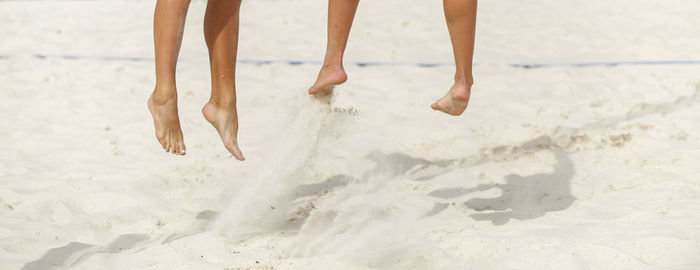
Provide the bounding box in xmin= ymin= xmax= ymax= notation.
xmin=1 ymin=54 xmax=699 ymax=68
xmin=31 ymin=54 xmax=154 ymax=62
xmin=511 ymin=60 xmax=700 ymax=68
xmin=237 ymin=58 xmax=455 ymax=67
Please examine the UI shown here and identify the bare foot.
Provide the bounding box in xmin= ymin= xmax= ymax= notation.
xmin=202 ymin=101 xmax=245 ymax=160
xmin=431 ymin=82 xmax=471 ymax=116
xmin=148 ymin=90 xmax=186 ymax=155
xmin=308 ymin=65 xmax=348 ymax=95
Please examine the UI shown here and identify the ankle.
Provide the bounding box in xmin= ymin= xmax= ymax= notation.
xmin=207 ymin=97 xmax=236 ymax=110
xmin=321 ymin=57 xmax=344 ymax=70
xmin=323 ymin=64 xmax=344 ymax=73
xmin=320 ymin=63 xmax=348 ymax=81
xmin=151 ymin=86 xmax=177 ymax=105
xmin=453 ymin=74 xmax=474 ymax=87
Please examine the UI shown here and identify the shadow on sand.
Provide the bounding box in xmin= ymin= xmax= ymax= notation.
xmin=21 ymin=233 xmax=150 ymax=270
xmin=21 ymin=211 xmax=215 ymax=270
xmin=425 ymin=150 xmax=575 ymax=225
xmin=282 ymin=136 xmax=577 ymax=227
xmin=336 ymin=135 xmax=577 ymax=226
xmin=22 ymin=135 xmax=577 ymax=268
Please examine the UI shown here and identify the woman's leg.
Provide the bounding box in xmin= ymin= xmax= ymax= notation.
xmin=201 ymin=0 xmax=245 ymax=160
xmin=431 ymin=0 xmax=477 ymax=116
xmin=308 ymin=0 xmax=360 ymax=95
xmin=148 ymin=0 xmax=191 ymax=155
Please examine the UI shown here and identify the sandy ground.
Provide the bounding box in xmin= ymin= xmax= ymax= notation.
xmin=1 ymin=0 xmax=700 ymax=269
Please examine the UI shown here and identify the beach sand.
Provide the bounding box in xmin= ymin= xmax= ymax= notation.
xmin=1 ymin=0 xmax=700 ymax=269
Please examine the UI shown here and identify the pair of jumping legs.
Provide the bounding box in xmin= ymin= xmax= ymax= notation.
xmin=148 ymin=0 xmax=244 ymax=159
xmin=309 ymin=0 xmax=478 ymax=115
xmin=148 ymin=0 xmax=477 ymax=158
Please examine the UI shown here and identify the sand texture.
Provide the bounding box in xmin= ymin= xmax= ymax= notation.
xmin=1 ymin=0 xmax=700 ymax=269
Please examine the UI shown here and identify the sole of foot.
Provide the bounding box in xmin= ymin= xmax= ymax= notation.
xmin=148 ymin=91 xmax=186 ymax=155
xmin=202 ymin=101 xmax=245 ymax=161
xmin=308 ymin=65 xmax=348 ymax=95
xmin=430 ymin=83 xmax=471 ymax=116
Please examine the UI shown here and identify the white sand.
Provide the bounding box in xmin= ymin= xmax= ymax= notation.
xmin=1 ymin=0 xmax=700 ymax=269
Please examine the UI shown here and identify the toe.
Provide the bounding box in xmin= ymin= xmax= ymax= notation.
xmin=178 ymin=132 xmax=186 ymax=155
xmin=177 ymin=140 xmax=186 ymax=155
xmin=179 ymin=142 xmax=186 ymax=155
xmin=171 ymin=138 xmax=180 ymax=155
xmin=232 ymin=150 xmax=245 ymax=161
xmin=309 ymin=87 xmax=324 ymax=95
xmin=309 ymin=84 xmax=334 ymax=96
xmin=171 ymin=138 xmax=179 ymax=153
xmin=233 ymin=149 xmax=244 ymax=161
xmin=226 ymin=142 xmax=245 ymax=161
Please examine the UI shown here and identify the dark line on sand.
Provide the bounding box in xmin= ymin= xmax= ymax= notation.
xmin=1 ymin=54 xmax=699 ymax=68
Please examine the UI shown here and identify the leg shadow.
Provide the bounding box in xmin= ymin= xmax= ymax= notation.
xmin=22 ymin=233 xmax=151 ymax=270
xmin=465 ymin=150 xmax=576 ymax=225
xmin=21 ymin=242 xmax=94 ymax=270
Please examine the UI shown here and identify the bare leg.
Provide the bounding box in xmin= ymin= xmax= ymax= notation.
xmin=201 ymin=0 xmax=245 ymax=160
xmin=148 ymin=0 xmax=190 ymax=155
xmin=308 ymin=0 xmax=360 ymax=95
xmin=431 ymin=0 xmax=477 ymax=116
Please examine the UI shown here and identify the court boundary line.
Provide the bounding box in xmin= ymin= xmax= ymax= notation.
xmin=1 ymin=54 xmax=699 ymax=68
